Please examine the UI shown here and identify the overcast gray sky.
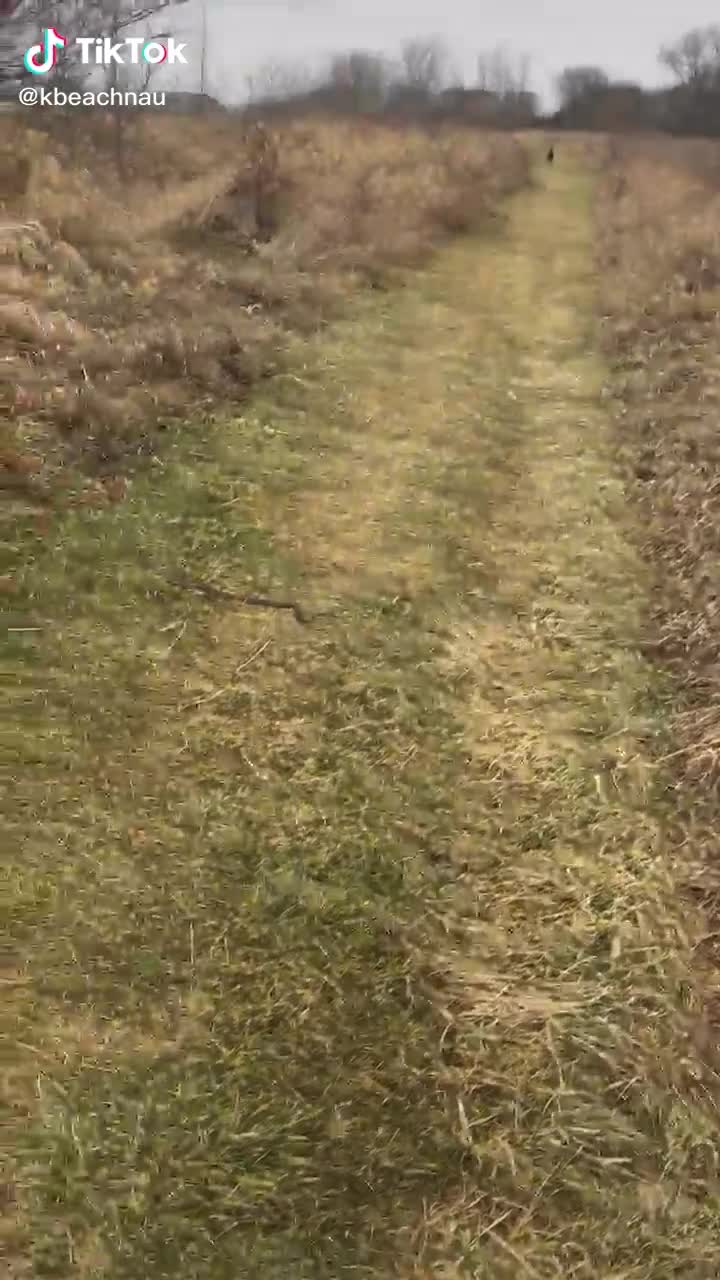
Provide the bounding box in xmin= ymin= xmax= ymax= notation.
xmin=164 ymin=0 xmax=720 ymax=106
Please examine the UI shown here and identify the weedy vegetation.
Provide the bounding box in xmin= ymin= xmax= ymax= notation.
xmin=0 ymin=111 xmax=528 ymax=500
xmin=5 ymin=120 xmax=720 ymax=1280
xmin=599 ymin=132 xmax=720 ymax=917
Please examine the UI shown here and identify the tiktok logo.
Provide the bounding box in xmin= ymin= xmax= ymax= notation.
xmin=24 ymin=28 xmax=67 ymax=75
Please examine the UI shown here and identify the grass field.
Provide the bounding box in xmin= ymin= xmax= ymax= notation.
xmin=0 ymin=113 xmax=528 ymax=492
xmin=4 ymin=138 xmax=720 ymax=1277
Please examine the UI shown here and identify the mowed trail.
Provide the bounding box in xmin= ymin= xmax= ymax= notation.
xmin=5 ymin=154 xmax=716 ymax=1278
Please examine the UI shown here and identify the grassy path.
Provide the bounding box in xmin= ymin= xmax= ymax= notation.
xmin=4 ymin=156 xmax=719 ymax=1278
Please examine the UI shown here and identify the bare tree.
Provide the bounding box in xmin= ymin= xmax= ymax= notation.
xmin=556 ymin=65 xmax=610 ymax=110
xmin=660 ymin=25 xmax=720 ymax=89
xmin=245 ymin=57 xmax=315 ymax=106
xmin=0 ymin=1 xmax=188 ymax=180
xmin=0 ymin=0 xmax=187 ymax=89
xmin=555 ymin=65 xmax=613 ymax=128
xmin=112 ymin=15 xmax=160 ymax=90
xmin=0 ymin=0 xmax=41 ymax=86
xmin=476 ymin=45 xmax=531 ymax=97
xmin=198 ymin=0 xmax=207 ymax=97
xmin=657 ymin=26 xmax=720 ymax=135
xmin=473 ymin=45 xmax=536 ymax=124
xmin=400 ymin=37 xmax=448 ymax=95
xmin=329 ymin=50 xmax=392 ymax=112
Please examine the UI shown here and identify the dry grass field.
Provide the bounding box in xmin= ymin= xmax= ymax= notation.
xmin=598 ymin=134 xmax=720 ymax=929
xmin=6 ymin=121 xmax=720 ymax=1279
xmin=0 ymin=112 xmax=529 ymax=504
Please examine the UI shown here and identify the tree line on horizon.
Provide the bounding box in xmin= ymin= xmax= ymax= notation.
xmin=243 ymin=26 xmax=720 ymax=139
xmin=1 ymin=4 xmax=720 ymax=137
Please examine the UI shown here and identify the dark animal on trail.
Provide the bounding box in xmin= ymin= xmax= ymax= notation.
xmin=546 ymin=146 xmax=554 ymax=163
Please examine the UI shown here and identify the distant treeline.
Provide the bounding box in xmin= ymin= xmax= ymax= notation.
xmin=244 ymin=44 xmax=539 ymax=129
xmin=551 ymin=46 xmax=720 ymax=136
xmin=3 ymin=6 xmax=720 ymax=138
xmin=245 ymin=27 xmax=720 ymax=139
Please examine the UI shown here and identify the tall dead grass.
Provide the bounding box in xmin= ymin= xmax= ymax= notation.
xmin=598 ymin=133 xmax=720 ymax=959
xmin=0 ymin=112 xmax=529 ymax=497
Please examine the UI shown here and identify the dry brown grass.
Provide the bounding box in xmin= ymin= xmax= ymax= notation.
xmin=597 ymin=133 xmax=720 ymax=960
xmin=0 ymin=112 xmax=529 ymax=498
xmin=9 ymin=157 xmax=720 ymax=1278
